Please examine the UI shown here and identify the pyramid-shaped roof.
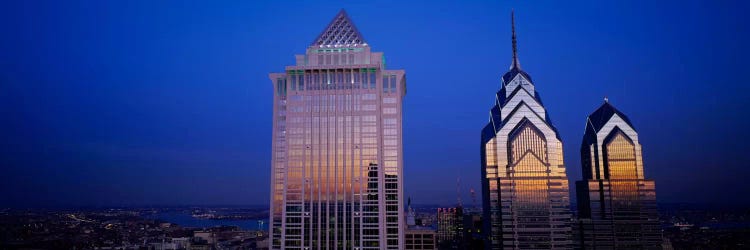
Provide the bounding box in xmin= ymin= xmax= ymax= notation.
xmin=581 ymin=100 xmax=636 ymax=149
xmin=311 ymin=9 xmax=367 ymax=48
xmin=587 ymin=101 xmax=635 ymax=133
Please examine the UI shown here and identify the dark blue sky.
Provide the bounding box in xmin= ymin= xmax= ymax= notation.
xmin=2 ymin=1 xmax=749 ymax=207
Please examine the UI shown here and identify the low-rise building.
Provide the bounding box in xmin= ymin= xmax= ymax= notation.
xmin=405 ymin=227 xmax=436 ymax=250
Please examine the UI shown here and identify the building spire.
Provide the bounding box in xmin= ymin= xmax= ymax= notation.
xmin=510 ymin=10 xmax=521 ymax=70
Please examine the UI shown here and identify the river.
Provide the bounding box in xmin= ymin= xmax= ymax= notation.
xmin=146 ymin=211 xmax=269 ymax=231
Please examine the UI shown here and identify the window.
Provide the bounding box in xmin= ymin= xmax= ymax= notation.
xmin=290 ymin=75 xmax=297 ymax=91
xmin=362 ymin=127 xmax=377 ymax=133
xmin=361 ymin=72 xmax=368 ymax=89
xmin=384 ymin=149 xmax=397 ymax=156
xmin=605 ymin=130 xmax=638 ymax=179
xmin=299 ymin=74 xmax=305 ymax=90
xmin=369 ymin=72 xmax=376 ymax=89
xmin=313 ymin=73 xmax=319 ymax=90
xmin=390 ymin=75 xmax=397 ymax=92
xmin=383 ymin=76 xmax=389 ymax=93
xmin=276 ymin=78 xmax=286 ymax=96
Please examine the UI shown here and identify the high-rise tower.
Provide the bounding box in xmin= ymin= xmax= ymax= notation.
xmin=480 ymin=11 xmax=572 ymax=249
xmin=575 ymin=100 xmax=661 ymax=249
xmin=269 ymin=10 xmax=406 ymax=249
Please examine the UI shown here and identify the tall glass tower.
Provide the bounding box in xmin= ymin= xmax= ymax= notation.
xmin=575 ymin=100 xmax=661 ymax=249
xmin=268 ymin=10 xmax=406 ymax=250
xmin=480 ymin=11 xmax=572 ymax=249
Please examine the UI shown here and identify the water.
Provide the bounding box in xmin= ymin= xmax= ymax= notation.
xmin=146 ymin=211 xmax=268 ymax=231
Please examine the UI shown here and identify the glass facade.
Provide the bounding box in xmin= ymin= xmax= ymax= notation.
xmin=575 ymin=102 xmax=661 ymax=249
xmin=480 ymin=12 xmax=571 ymax=249
xmin=269 ymin=10 xmax=405 ymax=249
xmin=605 ymin=131 xmax=638 ymax=179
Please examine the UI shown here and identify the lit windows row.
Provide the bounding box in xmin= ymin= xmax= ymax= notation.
xmin=287 ymin=115 xmax=377 ymax=124
xmin=316 ymin=53 xmax=358 ymax=66
xmin=287 ymin=70 xmax=379 ymax=91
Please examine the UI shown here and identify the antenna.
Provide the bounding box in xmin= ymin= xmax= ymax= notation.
xmin=470 ymin=188 xmax=477 ymax=211
xmin=510 ymin=9 xmax=521 ymax=70
xmin=457 ymin=177 xmax=462 ymax=208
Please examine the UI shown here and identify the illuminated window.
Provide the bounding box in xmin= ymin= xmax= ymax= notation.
xmin=604 ymin=129 xmax=637 ymax=179
xmin=508 ymin=121 xmax=549 ymax=208
xmin=604 ymin=129 xmax=639 ymax=204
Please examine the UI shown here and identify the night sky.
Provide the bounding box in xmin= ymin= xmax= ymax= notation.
xmin=2 ymin=1 xmax=749 ymax=207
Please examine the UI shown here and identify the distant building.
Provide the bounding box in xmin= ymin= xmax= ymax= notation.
xmin=479 ymin=11 xmax=572 ymax=249
xmin=171 ymin=237 xmax=191 ymax=249
xmin=149 ymin=242 xmax=177 ymax=250
xmin=256 ymin=236 xmax=270 ymax=250
xmin=407 ymin=198 xmax=417 ymax=227
xmin=188 ymin=244 xmax=210 ymax=250
xmin=575 ymin=100 xmax=662 ymax=249
xmin=193 ymin=231 xmax=215 ymax=244
xmin=268 ymin=9 xmax=406 ymax=249
xmin=405 ymin=227 xmax=437 ymax=250
xmin=462 ymin=213 xmax=484 ymax=249
xmin=403 ymin=199 xmax=437 ymax=250
xmin=437 ymin=207 xmax=463 ymax=248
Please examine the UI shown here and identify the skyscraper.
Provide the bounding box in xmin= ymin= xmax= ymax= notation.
xmin=268 ymin=10 xmax=406 ymax=249
xmin=575 ymin=100 xmax=661 ymax=249
xmin=480 ymin=11 xmax=572 ymax=249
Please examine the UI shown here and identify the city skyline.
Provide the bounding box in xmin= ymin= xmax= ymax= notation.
xmin=2 ymin=1 xmax=750 ymax=207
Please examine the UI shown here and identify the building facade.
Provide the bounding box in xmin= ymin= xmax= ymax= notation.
xmin=405 ymin=227 xmax=437 ymax=250
xmin=462 ymin=213 xmax=484 ymax=249
xmin=575 ymin=100 xmax=661 ymax=249
xmin=436 ymin=207 xmax=464 ymax=248
xmin=269 ymin=10 xmax=406 ymax=249
xmin=480 ymin=12 xmax=572 ymax=249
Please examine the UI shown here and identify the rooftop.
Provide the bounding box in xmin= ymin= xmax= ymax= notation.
xmin=310 ymin=9 xmax=368 ymax=48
